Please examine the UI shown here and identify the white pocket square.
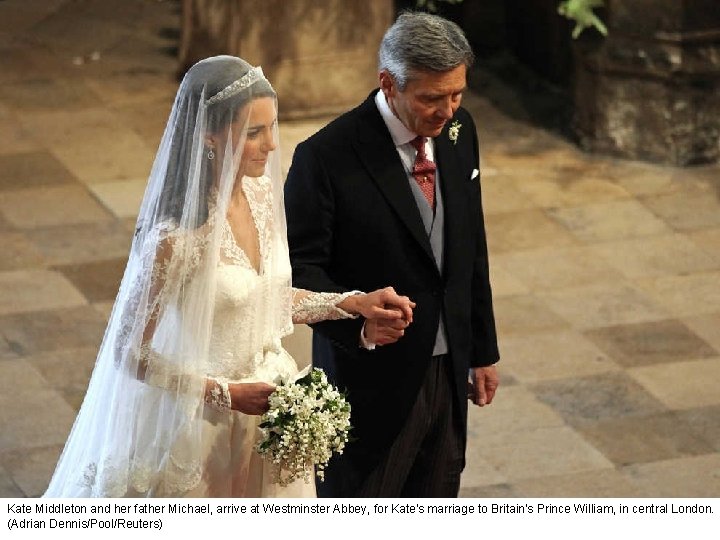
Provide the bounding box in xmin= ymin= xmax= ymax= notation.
xmin=470 ymin=169 xmax=480 ymax=180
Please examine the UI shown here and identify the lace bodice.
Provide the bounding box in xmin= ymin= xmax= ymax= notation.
xmin=209 ymin=177 xmax=356 ymax=379
xmin=144 ymin=176 xmax=358 ymax=410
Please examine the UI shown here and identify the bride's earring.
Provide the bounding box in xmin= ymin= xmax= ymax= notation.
xmin=207 ymin=148 xmax=215 ymax=160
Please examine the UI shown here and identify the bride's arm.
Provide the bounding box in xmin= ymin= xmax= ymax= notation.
xmin=128 ymin=234 xmax=273 ymax=414
xmin=138 ymin=344 xmax=274 ymax=414
xmin=292 ymin=286 xmax=415 ymax=325
xmin=291 ymin=288 xmax=360 ymax=325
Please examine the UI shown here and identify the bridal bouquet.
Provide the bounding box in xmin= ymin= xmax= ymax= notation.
xmin=256 ymin=367 xmax=351 ymax=486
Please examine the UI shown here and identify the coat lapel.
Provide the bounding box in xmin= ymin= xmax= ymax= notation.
xmin=352 ymin=96 xmax=436 ymax=265
xmin=434 ymin=119 xmax=465 ymax=281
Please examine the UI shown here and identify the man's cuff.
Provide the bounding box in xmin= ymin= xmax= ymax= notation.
xmin=359 ymin=321 xmax=376 ymax=350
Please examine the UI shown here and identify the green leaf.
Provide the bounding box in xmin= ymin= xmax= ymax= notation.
xmin=558 ymin=0 xmax=607 ymax=38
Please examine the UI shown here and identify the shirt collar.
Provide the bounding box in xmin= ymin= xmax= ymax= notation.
xmin=375 ymin=90 xmax=417 ymax=147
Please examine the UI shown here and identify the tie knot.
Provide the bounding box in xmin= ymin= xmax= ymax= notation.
xmin=410 ymin=136 xmax=426 ymax=153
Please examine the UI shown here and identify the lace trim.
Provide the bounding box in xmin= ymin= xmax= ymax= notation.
xmin=243 ymin=177 xmax=272 ymax=272
xmin=205 ymin=377 xmax=231 ymax=411
xmin=292 ymin=290 xmax=362 ymax=325
xmin=219 ymin=222 xmax=248 ymax=267
xmin=205 ymin=66 xmax=269 ymax=106
xmin=138 ymin=344 xmax=226 ymax=411
xmin=150 ymin=224 xmax=209 ymax=287
xmin=219 ymin=177 xmax=272 ymax=274
xmin=80 ymin=457 xmax=202 ymax=497
xmin=139 ymin=343 xmax=197 ymax=394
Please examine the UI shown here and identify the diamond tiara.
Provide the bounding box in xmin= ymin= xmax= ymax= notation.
xmin=205 ymin=66 xmax=268 ymax=106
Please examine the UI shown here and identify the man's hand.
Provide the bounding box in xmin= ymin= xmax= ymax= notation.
xmin=343 ymin=286 xmax=415 ymax=322
xmin=467 ymin=365 xmax=499 ymax=407
xmin=363 ymin=313 xmax=409 ymax=346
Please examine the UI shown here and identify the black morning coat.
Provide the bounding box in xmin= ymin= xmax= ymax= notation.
xmin=284 ymin=91 xmax=500 ymax=494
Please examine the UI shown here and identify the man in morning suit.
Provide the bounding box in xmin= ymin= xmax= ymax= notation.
xmin=284 ymin=11 xmax=500 ymax=497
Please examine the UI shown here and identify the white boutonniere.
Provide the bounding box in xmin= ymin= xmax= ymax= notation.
xmin=448 ymin=120 xmax=461 ymax=145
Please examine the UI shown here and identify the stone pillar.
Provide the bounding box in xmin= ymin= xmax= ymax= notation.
xmin=179 ymin=0 xmax=394 ymax=119
xmin=574 ymin=0 xmax=720 ymax=165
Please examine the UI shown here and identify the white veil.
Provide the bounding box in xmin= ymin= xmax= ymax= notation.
xmin=45 ymin=56 xmax=292 ymax=497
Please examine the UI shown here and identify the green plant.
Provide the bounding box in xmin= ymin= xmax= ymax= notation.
xmin=415 ymin=0 xmax=607 ymax=39
xmin=558 ymin=0 xmax=607 ymax=38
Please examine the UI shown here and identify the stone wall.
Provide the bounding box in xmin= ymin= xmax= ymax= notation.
xmin=179 ymin=0 xmax=394 ymax=119
xmin=574 ymin=0 xmax=720 ymax=165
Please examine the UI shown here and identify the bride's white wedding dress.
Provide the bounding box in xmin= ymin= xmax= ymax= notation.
xmin=47 ymin=176 xmax=353 ymax=498
xmin=175 ymin=176 xmax=353 ymax=497
xmin=44 ymin=58 xmax=362 ymax=499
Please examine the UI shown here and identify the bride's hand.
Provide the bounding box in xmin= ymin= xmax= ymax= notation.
xmin=228 ymin=382 xmax=275 ymax=415
xmin=341 ymin=287 xmax=415 ymax=323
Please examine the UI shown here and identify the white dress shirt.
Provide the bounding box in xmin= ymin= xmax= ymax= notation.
xmin=374 ymin=90 xmax=436 ymax=176
xmin=359 ymin=90 xmax=438 ymax=350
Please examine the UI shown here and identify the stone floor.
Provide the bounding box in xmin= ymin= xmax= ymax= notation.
xmin=1 ymin=0 xmax=719 ymax=498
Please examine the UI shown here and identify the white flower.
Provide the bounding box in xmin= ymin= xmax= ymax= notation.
xmin=448 ymin=120 xmax=462 ymax=145
xmin=255 ymin=367 xmax=352 ymax=487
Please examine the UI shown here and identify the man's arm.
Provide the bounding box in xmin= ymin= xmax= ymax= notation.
xmin=284 ymin=140 xmax=367 ymax=352
xmin=468 ymin=120 xmax=500 ymax=368
xmin=285 ymin=141 xmax=339 ymax=291
xmin=466 ymin=120 xmax=501 ymax=406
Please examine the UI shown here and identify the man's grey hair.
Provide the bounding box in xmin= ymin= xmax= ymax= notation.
xmin=379 ymin=11 xmax=474 ymax=90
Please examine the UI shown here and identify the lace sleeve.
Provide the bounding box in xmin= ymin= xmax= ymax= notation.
xmin=291 ymin=288 xmax=363 ymax=325
xmin=138 ymin=344 xmax=232 ymax=412
xmin=127 ymin=226 xmax=231 ymax=412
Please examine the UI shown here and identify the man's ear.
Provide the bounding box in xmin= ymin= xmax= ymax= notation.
xmin=379 ymin=70 xmax=395 ymax=98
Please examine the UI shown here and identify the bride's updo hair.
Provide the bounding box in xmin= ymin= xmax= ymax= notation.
xmin=158 ymin=56 xmax=276 ymax=228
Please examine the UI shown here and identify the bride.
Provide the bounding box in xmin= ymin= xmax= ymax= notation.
xmin=44 ymin=56 xmax=414 ymax=498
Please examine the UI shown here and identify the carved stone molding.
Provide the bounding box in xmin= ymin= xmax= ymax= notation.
xmin=574 ymin=0 xmax=720 ymax=165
